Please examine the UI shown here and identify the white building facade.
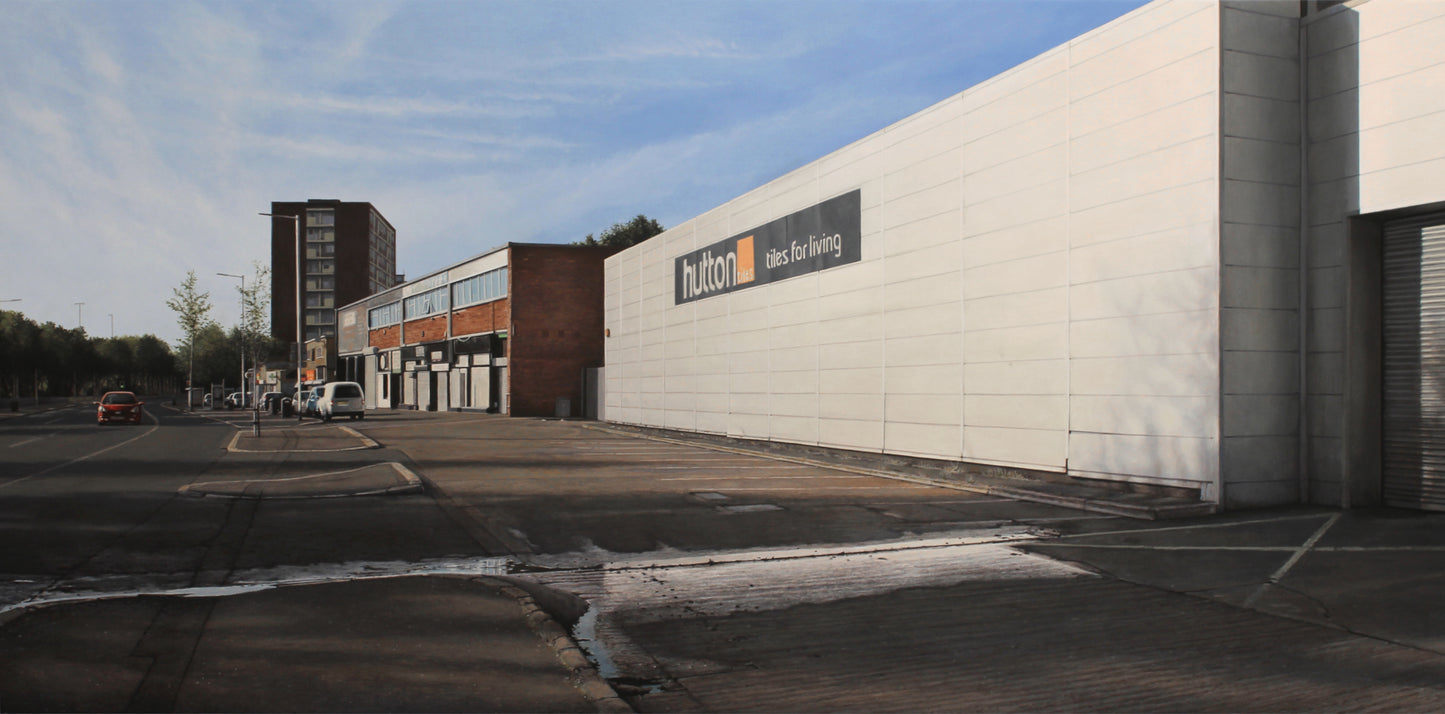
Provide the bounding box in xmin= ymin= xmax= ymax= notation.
xmin=603 ymin=0 xmax=1445 ymax=510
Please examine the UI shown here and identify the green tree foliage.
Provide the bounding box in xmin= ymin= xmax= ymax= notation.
xmin=574 ymin=214 xmax=664 ymax=249
xmin=0 ymin=309 xmax=180 ymax=401
xmin=166 ymin=270 xmax=214 ymax=398
xmin=236 ymin=261 xmax=284 ymax=374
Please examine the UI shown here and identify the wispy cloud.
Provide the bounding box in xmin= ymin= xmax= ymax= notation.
xmin=0 ymin=0 xmax=1150 ymax=341
xmin=252 ymin=90 xmax=549 ymax=120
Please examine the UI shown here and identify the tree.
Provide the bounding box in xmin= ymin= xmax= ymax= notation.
xmin=166 ymin=270 xmax=214 ymax=408
xmin=0 ymin=309 xmax=178 ymax=401
xmin=133 ymin=334 xmax=178 ymax=394
xmin=574 ymin=214 xmax=664 ymax=249
xmin=238 ymin=261 xmax=280 ymax=388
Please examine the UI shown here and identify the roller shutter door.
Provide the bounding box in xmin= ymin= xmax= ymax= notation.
xmin=1383 ymin=215 xmax=1445 ymax=510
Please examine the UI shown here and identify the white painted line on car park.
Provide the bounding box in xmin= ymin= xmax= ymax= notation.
xmin=1244 ymin=512 xmax=1340 ymax=608
xmin=661 ymin=474 xmax=862 ymax=481
xmin=636 ymin=465 xmax=812 ymax=471
xmin=1052 ymin=512 xmax=1332 ymax=541
xmin=682 ymin=485 xmax=938 ymax=492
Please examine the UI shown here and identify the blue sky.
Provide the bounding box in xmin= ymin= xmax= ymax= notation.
xmin=0 ymin=0 xmax=1148 ymax=344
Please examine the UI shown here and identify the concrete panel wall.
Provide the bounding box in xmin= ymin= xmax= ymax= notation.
xmin=605 ymin=0 xmax=1224 ymax=494
xmin=1303 ymin=0 xmax=1445 ymax=505
xmin=1219 ymin=1 xmax=1303 ymax=508
xmin=1064 ymin=1 xmax=1221 ymax=491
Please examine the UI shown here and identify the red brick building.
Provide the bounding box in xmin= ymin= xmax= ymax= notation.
xmin=268 ymin=199 xmax=398 ymax=344
xmin=336 ymin=243 xmax=615 ymax=417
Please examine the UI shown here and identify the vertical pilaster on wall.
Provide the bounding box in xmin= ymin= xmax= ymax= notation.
xmin=1342 ymin=216 xmax=1382 ymax=508
xmin=1218 ymin=0 xmax=1304 ymax=508
xmin=1297 ymin=13 xmax=1311 ymax=505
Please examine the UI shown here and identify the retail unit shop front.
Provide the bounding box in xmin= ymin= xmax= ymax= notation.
xmin=339 ymin=243 xmax=614 ymax=417
xmin=603 ymin=0 xmax=1445 ymax=511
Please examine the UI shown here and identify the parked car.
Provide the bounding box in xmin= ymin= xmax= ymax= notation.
xmin=96 ymin=391 xmax=145 ymax=425
xmin=317 ymin=381 xmax=366 ymax=422
xmin=224 ymin=392 xmax=250 ymax=409
xmin=302 ymin=387 xmax=324 ymax=418
xmin=261 ymin=391 xmax=283 ymax=413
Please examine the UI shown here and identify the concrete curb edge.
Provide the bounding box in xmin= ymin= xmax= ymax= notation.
xmin=478 ymin=576 xmax=634 ymax=713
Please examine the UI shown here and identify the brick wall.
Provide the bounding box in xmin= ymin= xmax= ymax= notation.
xmin=453 ymin=299 xmax=509 ymax=336
xmin=370 ymin=325 xmax=400 ymax=350
xmin=405 ymin=315 xmax=448 ymax=344
xmin=507 ymin=244 xmax=616 ymax=417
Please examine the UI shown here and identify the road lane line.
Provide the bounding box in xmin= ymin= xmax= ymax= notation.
xmin=8 ymin=433 xmax=56 ymax=448
xmin=0 ymin=422 xmax=160 ymax=489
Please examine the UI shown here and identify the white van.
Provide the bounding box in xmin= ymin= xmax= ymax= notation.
xmin=317 ymin=381 xmax=366 ymax=422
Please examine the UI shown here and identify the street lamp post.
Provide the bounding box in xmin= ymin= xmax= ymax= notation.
xmin=217 ymin=272 xmax=246 ymax=409
xmin=260 ymin=211 xmax=304 ymax=421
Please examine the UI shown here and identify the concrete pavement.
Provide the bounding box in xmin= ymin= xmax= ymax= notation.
xmin=4 ymin=408 xmax=1445 ymax=711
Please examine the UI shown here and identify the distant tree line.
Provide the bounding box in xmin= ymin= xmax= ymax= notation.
xmin=0 ymin=310 xmax=178 ymax=400
xmin=0 ymin=308 xmax=288 ymax=403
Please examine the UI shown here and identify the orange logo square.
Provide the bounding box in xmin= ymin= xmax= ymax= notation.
xmin=736 ymin=236 xmax=755 ymax=284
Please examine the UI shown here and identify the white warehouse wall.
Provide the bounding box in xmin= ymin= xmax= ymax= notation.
xmin=606 ymin=0 xmax=1227 ymax=497
xmin=1304 ymin=0 xmax=1445 ymax=503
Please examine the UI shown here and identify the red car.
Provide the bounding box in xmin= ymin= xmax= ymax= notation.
xmin=96 ymin=391 xmax=145 ymax=425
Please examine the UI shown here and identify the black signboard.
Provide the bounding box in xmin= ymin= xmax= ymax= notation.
xmin=674 ymin=189 xmax=861 ymax=305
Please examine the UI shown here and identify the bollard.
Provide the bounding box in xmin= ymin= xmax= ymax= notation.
xmin=251 ymin=408 xmax=261 ymax=437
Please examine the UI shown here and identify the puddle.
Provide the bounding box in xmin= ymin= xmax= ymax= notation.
xmin=520 ymin=525 xmax=1091 ymax=684
xmin=0 ymin=556 xmax=516 ymax=618
xmin=4 ymin=526 xmax=1089 ymax=696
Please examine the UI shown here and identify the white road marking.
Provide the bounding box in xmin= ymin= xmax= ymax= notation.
xmin=1244 ymin=512 xmax=1341 ymax=608
xmin=660 ymin=474 xmax=859 ymax=481
xmin=0 ymin=421 xmax=159 ymax=489
xmin=8 ymin=433 xmax=55 ymax=448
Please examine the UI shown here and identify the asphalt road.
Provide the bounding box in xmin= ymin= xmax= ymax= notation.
xmin=6 ymin=403 xmax=1445 ymax=712
xmin=0 ymin=402 xmax=490 ymax=615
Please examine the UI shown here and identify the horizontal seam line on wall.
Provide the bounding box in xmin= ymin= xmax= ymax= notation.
xmin=1068 ymin=263 xmax=1215 ymax=289
xmin=1069 ymin=175 xmax=1214 ymax=215
xmin=1065 ymin=307 xmax=1213 ymax=324
xmin=1069 ymin=45 xmax=1214 ymax=109
xmin=1070 ymin=351 xmax=1215 ymax=360
xmin=1069 ymin=133 xmax=1215 ymax=180
xmin=1068 ymin=0 xmax=1211 ymax=63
